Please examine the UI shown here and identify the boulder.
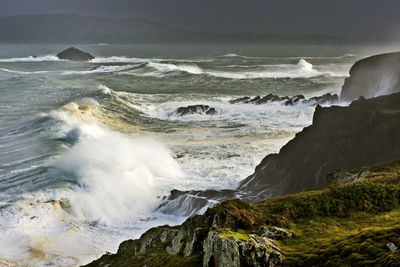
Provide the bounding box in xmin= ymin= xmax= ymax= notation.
xmin=176 ymin=105 xmax=216 ymax=116
xmin=56 ymin=47 xmax=95 ymax=61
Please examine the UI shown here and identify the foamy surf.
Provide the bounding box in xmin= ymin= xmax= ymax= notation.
xmin=0 ymin=100 xmax=186 ymax=266
xmin=141 ymin=59 xmax=346 ymax=79
xmin=0 ymin=55 xmax=62 ymax=62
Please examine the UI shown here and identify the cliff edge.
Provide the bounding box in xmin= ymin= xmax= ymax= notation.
xmin=340 ymin=52 xmax=400 ymax=102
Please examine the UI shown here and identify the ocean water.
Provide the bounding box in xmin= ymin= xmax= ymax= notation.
xmin=0 ymin=43 xmax=366 ymax=265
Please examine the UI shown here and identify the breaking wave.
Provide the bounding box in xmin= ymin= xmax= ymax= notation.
xmin=0 ymin=55 xmax=62 ymax=62
xmin=143 ymin=59 xmax=346 ymax=79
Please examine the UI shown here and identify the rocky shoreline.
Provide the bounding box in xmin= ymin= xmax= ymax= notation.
xmin=85 ymin=159 xmax=400 ymax=266
xmin=85 ymin=52 xmax=400 ymax=266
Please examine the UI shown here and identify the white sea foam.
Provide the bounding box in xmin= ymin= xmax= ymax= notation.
xmin=297 ymin=58 xmax=313 ymax=71
xmin=0 ymin=101 xmax=186 ymax=265
xmin=62 ymin=64 xmax=137 ymax=75
xmin=143 ymin=59 xmax=346 ymax=79
xmin=147 ymin=62 xmax=203 ymax=74
xmin=98 ymin=84 xmax=112 ymax=94
xmin=0 ymin=55 xmax=62 ymax=62
xmin=0 ymin=68 xmax=50 ymax=75
xmin=93 ymin=56 xmax=212 ymax=64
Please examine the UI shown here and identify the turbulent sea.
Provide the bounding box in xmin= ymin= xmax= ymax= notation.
xmin=0 ymin=43 xmax=374 ymax=265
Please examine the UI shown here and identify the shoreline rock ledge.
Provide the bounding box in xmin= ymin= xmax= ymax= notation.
xmin=56 ymin=47 xmax=95 ymax=61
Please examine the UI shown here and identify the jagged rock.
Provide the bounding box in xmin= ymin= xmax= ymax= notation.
xmin=56 ymin=47 xmax=95 ymax=61
xmin=176 ymin=105 xmax=216 ymax=116
xmin=340 ymin=52 xmax=400 ymax=102
xmin=203 ymin=231 xmax=284 ymax=267
xmin=229 ymin=96 xmax=251 ymax=104
xmin=387 ymin=242 xmax=398 ymax=251
xmin=229 ymin=93 xmax=337 ymax=106
xmin=304 ymin=93 xmax=338 ymax=105
xmin=259 ymin=226 xmax=292 ymax=240
xmin=284 ymin=95 xmax=305 ymax=106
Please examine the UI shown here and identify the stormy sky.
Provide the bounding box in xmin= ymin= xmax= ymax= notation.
xmin=2 ymin=0 xmax=400 ymax=37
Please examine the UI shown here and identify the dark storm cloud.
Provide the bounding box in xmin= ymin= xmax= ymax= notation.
xmin=2 ymin=0 xmax=400 ymax=37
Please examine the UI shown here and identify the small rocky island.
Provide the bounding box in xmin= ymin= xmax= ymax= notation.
xmin=56 ymin=47 xmax=95 ymax=61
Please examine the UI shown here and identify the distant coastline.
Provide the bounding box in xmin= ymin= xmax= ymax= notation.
xmin=0 ymin=14 xmax=396 ymax=45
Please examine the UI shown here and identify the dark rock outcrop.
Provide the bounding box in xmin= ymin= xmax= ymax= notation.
xmin=340 ymin=52 xmax=400 ymax=102
xmin=239 ymin=93 xmax=400 ymax=201
xmin=56 ymin=47 xmax=94 ymax=61
xmin=230 ymin=93 xmax=337 ymax=106
xmin=176 ymin=105 xmax=216 ymax=116
xmin=85 ymin=201 xmax=285 ymax=267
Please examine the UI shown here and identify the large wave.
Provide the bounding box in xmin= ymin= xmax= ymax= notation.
xmin=0 ymin=99 xmax=185 ymax=265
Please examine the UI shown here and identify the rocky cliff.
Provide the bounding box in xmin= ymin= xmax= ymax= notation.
xmin=238 ymin=92 xmax=400 ymax=202
xmin=340 ymin=52 xmax=400 ymax=102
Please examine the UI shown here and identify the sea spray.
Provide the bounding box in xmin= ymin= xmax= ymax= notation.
xmin=50 ymin=102 xmax=183 ymax=224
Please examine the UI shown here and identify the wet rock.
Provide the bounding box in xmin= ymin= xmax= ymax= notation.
xmin=158 ymin=189 xmax=238 ymax=217
xmin=56 ymin=47 xmax=95 ymax=61
xmin=303 ymin=93 xmax=338 ymax=105
xmin=176 ymin=105 xmax=216 ymax=116
xmin=229 ymin=96 xmax=251 ymax=104
xmin=284 ymin=95 xmax=305 ymax=106
xmin=229 ymin=93 xmax=336 ymax=106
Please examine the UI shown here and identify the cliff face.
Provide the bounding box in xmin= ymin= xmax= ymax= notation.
xmin=239 ymin=93 xmax=400 ymax=201
xmin=340 ymin=52 xmax=400 ymax=102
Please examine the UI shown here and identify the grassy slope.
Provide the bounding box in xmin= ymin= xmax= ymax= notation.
xmin=86 ymin=160 xmax=400 ymax=266
xmin=207 ymin=160 xmax=400 ymax=266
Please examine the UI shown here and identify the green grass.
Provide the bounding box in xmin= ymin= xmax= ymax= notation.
xmin=205 ymin=159 xmax=400 ymax=265
xmin=219 ymin=229 xmax=252 ymax=241
xmin=279 ymin=209 xmax=400 ymax=266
